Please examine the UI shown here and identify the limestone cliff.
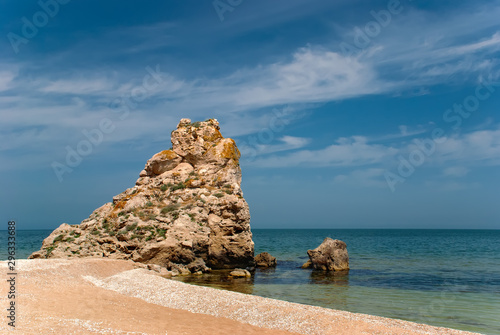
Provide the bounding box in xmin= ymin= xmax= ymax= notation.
xmin=30 ymin=118 xmax=255 ymax=272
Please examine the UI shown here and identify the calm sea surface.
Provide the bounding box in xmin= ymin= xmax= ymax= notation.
xmin=2 ymin=229 xmax=499 ymax=334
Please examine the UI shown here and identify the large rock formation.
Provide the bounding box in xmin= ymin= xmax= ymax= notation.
xmin=30 ymin=119 xmax=255 ymax=272
xmin=302 ymin=238 xmax=349 ymax=272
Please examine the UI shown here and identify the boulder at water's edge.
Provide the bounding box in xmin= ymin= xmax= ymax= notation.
xmin=254 ymin=252 xmax=277 ymax=268
xmin=302 ymin=238 xmax=349 ymax=271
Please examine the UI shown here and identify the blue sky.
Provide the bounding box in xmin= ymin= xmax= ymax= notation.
xmin=1 ymin=0 xmax=499 ymax=229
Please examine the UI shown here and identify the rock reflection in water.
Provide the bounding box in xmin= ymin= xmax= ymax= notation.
xmin=307 ymin=270 xmax=350 ymax=310
xmin=172 ymin=269 xmax=255 ymax=295
xmin=173 ymin=265 xmax=352 ymax=312
xmin=309 ymin=270 xmax=349 ymax=286
xmin=255 ymin=267 xmax=277 ymax=275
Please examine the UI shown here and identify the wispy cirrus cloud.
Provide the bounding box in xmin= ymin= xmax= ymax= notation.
xmin=0 ymin=68 xmax=17 ymax=92
xmin=369 ymin=125 xmax=430 ymax=142
xmin=40 ymin=78 xmax=123 ymax=95
xmin=251 ymin=125 xmax=500 ymax=170
xmin=1 ymin=1 xmax=500 ymax=177
xmin=0 ymin=46 xmax=381 ymax=136
xmin=171 ymin=47 xmax=384 ymax=113
xmin=244 ymin=136 xmax=311 ymax=156
xmin=434 ymin=127 xmax=500 ymax=165
xmin=352 ymin=3 xmax=500 ymax=85
xmin=251 ymin=136 xmax=398 ymax=168
xmin=5 ymin=0 xmax=500 ymax=127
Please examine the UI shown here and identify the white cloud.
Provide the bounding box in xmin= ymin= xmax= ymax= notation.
xmin=355 ymin=4 xmax=500 ymax=83
xmin=251 ymin=136 xmax=398 ymax=167
xmin=281 ymin=135 xmax=310 ymax=147
xmin=40 ymin=78 xmax=119 ymax=95
xmin=370 ymin=124 xmax=429 ymax=142
xmin=0 ymin=46 xmax=381 ymax=155
xmin=3 ymin=46 xmax=379 ymax=121
xmin=250 ymin=125 xmax=500 ymax=170
xmin=262 ymin=47 xmax=381 ymax=102
xmin=2 ymin=1 xmax=500 ymax=174
xmin=440 ymin=32 xmax=500 ymax=57
xmin=240 ymin=136 xmax=311 ymax=157
xmin=4 ymin=6 xmax=500 ymax=142
xmin=419 ymin=59 xmax=496 ymax=79
xmin=0 ymin=70 xmax=17 ymax=92
xmin=182 ymin=47 xmax=384 ymax=113
xmin=435 ymin=127 xmax=500 ymax=165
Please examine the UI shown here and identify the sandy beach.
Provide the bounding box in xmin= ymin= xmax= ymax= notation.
xmin=0 ymin=258 xmax=481 ymax=335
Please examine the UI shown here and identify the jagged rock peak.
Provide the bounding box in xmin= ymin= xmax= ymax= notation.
xmin=30 ymin=118 xmax=255 ymax=272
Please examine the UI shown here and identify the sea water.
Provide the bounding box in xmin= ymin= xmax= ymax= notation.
xmin=2 ymin=229 xmax=499 ymax=334
xmin=177 ymin=229 xmax=500 ymax=335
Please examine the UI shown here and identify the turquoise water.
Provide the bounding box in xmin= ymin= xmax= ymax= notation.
xmin=177 ymin=229 xmax=500 ymax=335
xmin=2 ymin=229 xmax=500 ymax=334
xmin=0 ymin=230 xmax=51 ymax=259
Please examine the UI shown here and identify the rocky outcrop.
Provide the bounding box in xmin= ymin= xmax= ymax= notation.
xmin=302 ymin=238 xmax=349 ymax=271
xmin=30 ymin=119 xmax=255 ymax=272
xmin=254 ymin=252 xmax=277 ymax=268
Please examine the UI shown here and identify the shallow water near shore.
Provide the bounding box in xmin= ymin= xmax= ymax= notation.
xmin=3 ymin=229 xmax=500 ymax=334
xmin=174 ymin=229 xmax=500 ymax=335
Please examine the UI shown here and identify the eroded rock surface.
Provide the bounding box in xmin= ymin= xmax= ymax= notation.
xmin=254 ymin=252 xmax=277 ymax=268
xmin=30 ymin=119 xmax=255 ymax=272
xmin=302 ymin=238 xmax=349 ymax=272
xmin=229 ymin=269 xmax=252 ymax=278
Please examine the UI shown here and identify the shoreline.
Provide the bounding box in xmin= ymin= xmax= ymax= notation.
xmin=0 ymin=258 xmax=481 ymax=335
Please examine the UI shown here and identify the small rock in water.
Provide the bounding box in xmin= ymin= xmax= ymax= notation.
xmin=301 ymin=259 xmax=312 ymax=269
xmin=303 ymin=237 xmax=349 ymax=271
xmin=254 ymin=252 xmax=277 ymax=268
xmin=229 ymin=269 xmax=251 ymax=278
